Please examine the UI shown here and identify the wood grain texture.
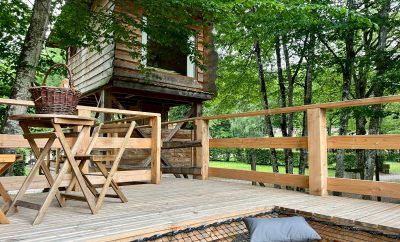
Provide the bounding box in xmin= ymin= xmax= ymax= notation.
xmin=195 ymin=119 xmax=209 ymax=180
xmin=0 ymin=178 xmax=399 ymax=241
xmin=327 ymin=177 xmax=400 ymax=199
xmin=209 ymin=137 xmax=307 ymax=149
xmin=307 ymin=108 xmax=328 ymax=196
xmin=150 ymin=116 xmax=161 ymax=184
xmin=208 ymin=168 xmax=309 ymax=188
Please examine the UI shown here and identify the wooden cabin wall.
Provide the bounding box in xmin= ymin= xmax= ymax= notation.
xmin=67 ymin=0 xmax=115 ymax=94
xmin=120 ymin=128 xmax=194 ymax=167
xmin=112 ymin=0 xmax=212 ymax=94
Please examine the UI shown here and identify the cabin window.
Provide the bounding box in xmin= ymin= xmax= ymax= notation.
xmin=141 ymin=23 xmax=196 ymax=77
xmin=69 ymin=47 xmax=77 ymax=58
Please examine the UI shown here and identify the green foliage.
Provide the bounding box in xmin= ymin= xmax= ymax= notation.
xmin=51 ymin=0 xmax=220 ymax=67
xmin=11 ymin=159 xmax=26 ymax=176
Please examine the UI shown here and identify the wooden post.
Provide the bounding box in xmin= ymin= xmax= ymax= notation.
xmin=307 ymin=108 xmax=328 ymax=196
xmin=195 ymin=119 xmax=209 ymax=180
xmin=150 ymin=116 xmax=161 ymax=184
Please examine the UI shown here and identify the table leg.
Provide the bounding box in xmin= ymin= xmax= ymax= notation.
xmin=32 ymin=125 xmax=95 ymax=225
xmin=20 ymin=125 xmax=65 ymax=207
xmin=6 ymin=136 xmax=55 ymax=215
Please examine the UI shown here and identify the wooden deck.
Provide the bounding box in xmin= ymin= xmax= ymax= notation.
xmin=1 ymin=177 xmax=400 ymax=241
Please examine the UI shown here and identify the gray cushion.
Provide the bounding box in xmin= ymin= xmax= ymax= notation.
xmin=244 ymin=216 xmax=321 ymax=242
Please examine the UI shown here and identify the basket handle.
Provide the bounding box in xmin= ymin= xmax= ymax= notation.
xmin=41 ymin=63 xmax=74 ymax=88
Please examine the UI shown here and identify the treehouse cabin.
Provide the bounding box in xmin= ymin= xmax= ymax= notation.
xmin=66 ymin=0 xmax=217 ymax=120
xmin=53 ymin=0 xmax=217 ymax=172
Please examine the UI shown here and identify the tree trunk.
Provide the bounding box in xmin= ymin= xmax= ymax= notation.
xmin=299 ymin=34 xmax=315 ymax=175
xmin=354 ymin=68 xmax=368 ymax=179
xmin=275 ymin=37 xmax=291 ymax=174
xmin=335 ymin=0 xmax=356 ymax=179
xmin=254 ymin=40 xmax=279 ymax=173
xmin=1 ymin=0 xmax=52 ymax=136
xmin=282 ymin=41 xmax=294 ymax=174
xmin=366 ymin=0 xmax=390 ymax=183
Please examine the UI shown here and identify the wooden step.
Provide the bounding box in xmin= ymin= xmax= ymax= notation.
xmin=15 ymin=200 xmax=41 ymax=210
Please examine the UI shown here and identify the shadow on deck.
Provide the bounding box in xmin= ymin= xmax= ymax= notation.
xmin=1 ymin=177 xmax=400 ymax=241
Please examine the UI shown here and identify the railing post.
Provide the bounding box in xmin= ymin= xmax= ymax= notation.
xmin=195 ymin=119 xmax=209 ymax=180
xmin=307 ymin=108 xmax=328 ymax=196
xmin=150 ymin=116 xmax=161 ymax=184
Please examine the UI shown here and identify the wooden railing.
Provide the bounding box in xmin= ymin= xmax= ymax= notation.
xmin=172 ymin=95 xmax=400 ymax=199
xmin=2 ymin=96 xmax=400 ymax=200
xmin=0 ymin=98 xmax=161 ymax=190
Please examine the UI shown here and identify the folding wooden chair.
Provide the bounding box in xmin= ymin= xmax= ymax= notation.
xmin=0 ymin=154 xmax=17 ymax=224
xmin=68 ymin=121 xmax=136 ymax=212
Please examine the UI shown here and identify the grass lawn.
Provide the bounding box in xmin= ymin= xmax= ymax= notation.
xmin=209 ymin=161 xmax=337 ymax=177
xmin=387 ymin=162 xmax=400 ymax=173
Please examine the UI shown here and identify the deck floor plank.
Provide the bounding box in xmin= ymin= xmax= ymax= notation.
xmin=0 ymin=178 xmax=399 ymax=241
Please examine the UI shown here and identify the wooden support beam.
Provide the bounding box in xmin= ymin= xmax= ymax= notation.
xmin=208 ymin=168 xmax=309 ymax=188
xmin=209 ymin=137 xmax=307 ymax=149
xmin=161 ymin=167 xmax=202 ymax=175
xmin=195 ymin=119 xmax=209 ymax=180
xmin=150 ymin=116 xmax=161 ymax=184
xmin=307 ymin=108 xmax=328 ymax=196
xmin=162 ymin=141 xmax=201 ymax=149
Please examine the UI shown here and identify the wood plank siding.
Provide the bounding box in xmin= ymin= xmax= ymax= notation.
xmin=68 ymin=0 xmax=115 ymax=94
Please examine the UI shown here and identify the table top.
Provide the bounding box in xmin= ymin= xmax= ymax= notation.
xmin=10 ymin=114 xmax=95 ymax=128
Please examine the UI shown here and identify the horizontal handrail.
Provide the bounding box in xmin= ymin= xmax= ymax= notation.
xmin=140 ymin=95 xmax=400 ymax=127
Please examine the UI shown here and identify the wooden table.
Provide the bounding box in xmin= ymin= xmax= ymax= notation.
xmin=7 ymin=114 xmax=96 ymax=225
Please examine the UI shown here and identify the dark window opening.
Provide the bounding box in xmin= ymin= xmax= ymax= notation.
xmin=146 ymin=39 xmax=187 ymax=76
xmin=68 ymin=47 xmax=77 ymax=58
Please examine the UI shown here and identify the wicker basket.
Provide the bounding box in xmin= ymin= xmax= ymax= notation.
xmin=29 ymin=64 xmax=81 ymax=115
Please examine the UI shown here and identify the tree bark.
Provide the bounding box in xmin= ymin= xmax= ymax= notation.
xmin=299 ymin=34 xmax=315 ymax=175
xmin=335 ymin=0 xmax=356 ymax=179
xmin=254 ymin=40 xmax=279 ymax=173
xmin=1 ymin=0 xmax=52 ymax=136
xmin=282 ymin=41 xmax=294 ymax=174
xmin=275 ymin=37 xmax=291 ymax=174
xmin=366 ymin=0 xmax=390 ymax=183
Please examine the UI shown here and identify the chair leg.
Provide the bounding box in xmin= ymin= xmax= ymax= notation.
xmin=95 ymin=162 xmax=127 ymax=203
xmin=0 ymin=209 xmax=9 ymax=224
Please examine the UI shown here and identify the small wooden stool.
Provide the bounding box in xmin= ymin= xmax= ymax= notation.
xmin=0 ymin=154 xmax=17 ymax=224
